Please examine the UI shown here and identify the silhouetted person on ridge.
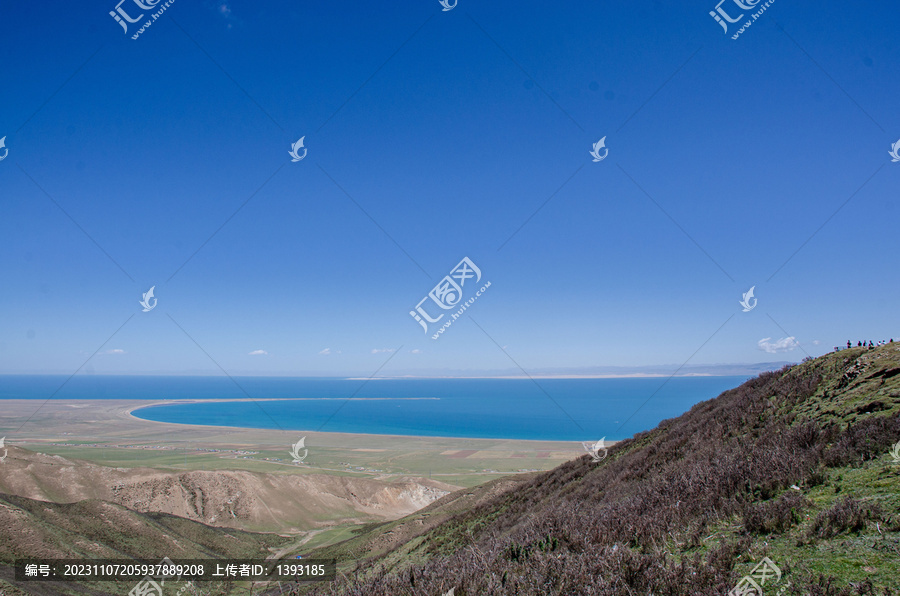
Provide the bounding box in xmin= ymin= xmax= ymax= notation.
xmin=847 ymin=340 xmax=852 ymax=349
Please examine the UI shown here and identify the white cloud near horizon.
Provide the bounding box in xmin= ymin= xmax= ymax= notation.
xmin=410 ymin=349 xmax=421 ymax=354
xmin=758 ymin=337 xmax=799 ymax=353
xmin=319 ymin=348 xmax=341 ymax=355
xmin=371 ymin=348 xmax=396 ymax=354
xmin=248 ymin=349 xmax=268 ymax=355
xmin=105 ymin=349 xmax=125 ymax=354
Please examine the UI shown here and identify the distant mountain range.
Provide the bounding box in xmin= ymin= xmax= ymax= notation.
xmin=377 ymin=361 xmax=795 ymax=379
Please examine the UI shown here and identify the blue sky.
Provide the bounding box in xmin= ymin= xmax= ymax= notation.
xmin=0 ymin=0 xmax=898 ymax=377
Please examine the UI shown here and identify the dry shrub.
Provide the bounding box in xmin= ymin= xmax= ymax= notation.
xmin=743 ymin=491 xmax=809 ymax=535
xmin=807 ymin=496 xmax=883 ymax=539
xmin=823 ymin=414 xmax=900 ymax=467
xmin=787 ymin=575 xmax=896 ymax=596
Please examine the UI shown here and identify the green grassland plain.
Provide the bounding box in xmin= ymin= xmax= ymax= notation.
xmin=0 ymin=399 xmax=586 ymax=486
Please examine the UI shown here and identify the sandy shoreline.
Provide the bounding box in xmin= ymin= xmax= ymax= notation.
xmin=344 ymin=373 xmax=713 ymax=379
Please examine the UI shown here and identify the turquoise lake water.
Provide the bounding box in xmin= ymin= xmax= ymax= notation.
xmin=0 ymin=375 xmax=748 ymax=441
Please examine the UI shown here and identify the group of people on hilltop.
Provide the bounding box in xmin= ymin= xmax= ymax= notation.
xmin=835 ymin=339 xmax=894 ymax=351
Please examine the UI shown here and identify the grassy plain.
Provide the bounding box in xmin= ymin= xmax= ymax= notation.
xmin=0 ymin=398 xmax=585 ymax=487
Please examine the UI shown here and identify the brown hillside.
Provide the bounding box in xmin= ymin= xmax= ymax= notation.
xmin=0 ymin=447 xmax=454 ymax=533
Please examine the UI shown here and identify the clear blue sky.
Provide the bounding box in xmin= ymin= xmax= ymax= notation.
xmin=1 ymin=1 xmax=897 ymax=377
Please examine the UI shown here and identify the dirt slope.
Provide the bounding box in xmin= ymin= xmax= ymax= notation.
xmin=0 ymin=448 xmax=455 ymax=533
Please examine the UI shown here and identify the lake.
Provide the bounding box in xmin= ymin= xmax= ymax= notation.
xmin=0 ymin=375 xmax=748 ymax=441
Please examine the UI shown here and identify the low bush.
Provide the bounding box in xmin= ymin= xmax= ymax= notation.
xmin=807 ymin=496 xmax=883 ymax=539
xmin=743 ymin=491 xmax=809 ymax=535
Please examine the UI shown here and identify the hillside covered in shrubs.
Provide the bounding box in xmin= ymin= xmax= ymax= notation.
xmin=303 ymin=343 xmax=900 ymax=595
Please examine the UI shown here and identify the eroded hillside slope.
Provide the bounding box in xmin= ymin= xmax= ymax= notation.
xmin=0 ymin=449 xmax=453 ymax=533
